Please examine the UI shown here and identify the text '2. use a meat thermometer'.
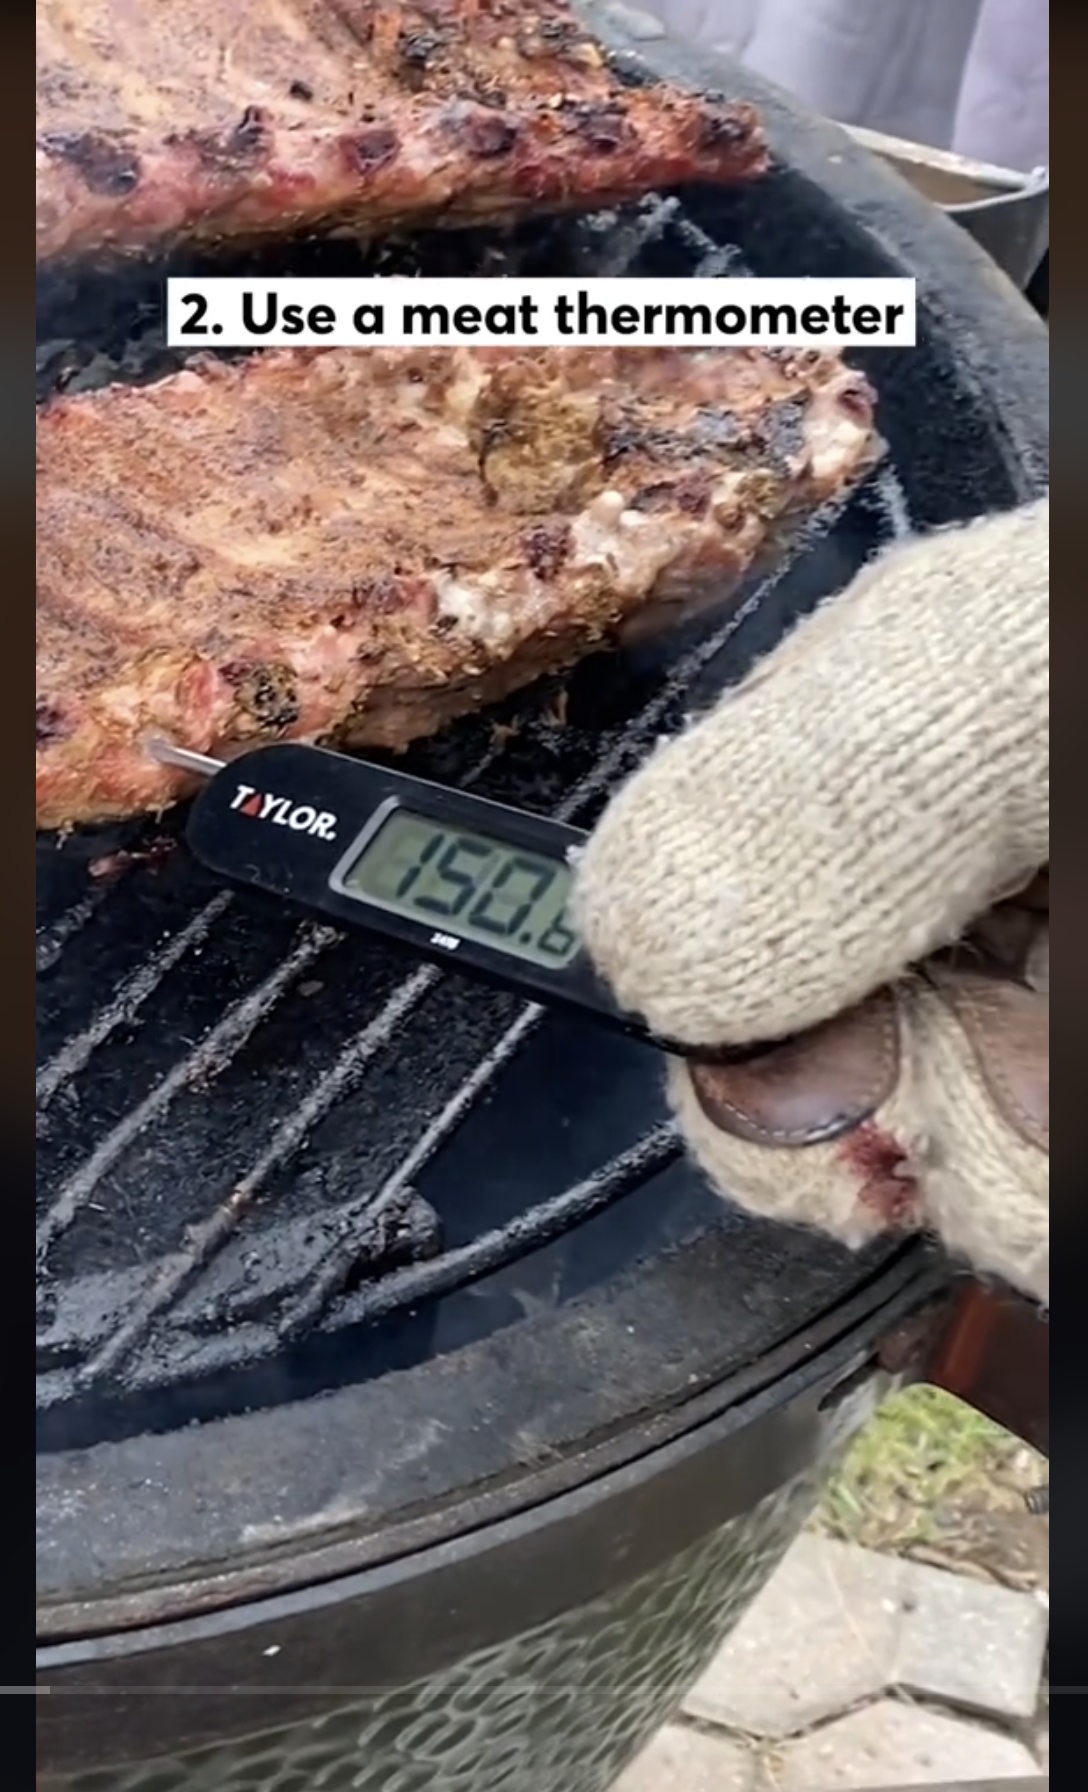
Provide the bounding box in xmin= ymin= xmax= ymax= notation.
xmin=150 ymin=738 xmax=765 ymax=1063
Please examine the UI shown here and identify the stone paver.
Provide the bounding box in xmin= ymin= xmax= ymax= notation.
xmin=894 ymin=1556 xmax=1048 ymax=1720
xmin=681 ymin=1536 xmax=1047 ymax=1739
xmin=767 ymin=1698 xmax=1040 ymax=1789
xmin=613 ymin=1724 xmax=757 ymax=1792
xmin=683 ymin=1537 xmax=899 ymax=1738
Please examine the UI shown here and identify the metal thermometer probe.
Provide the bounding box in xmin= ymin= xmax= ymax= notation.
xmin=149 ymin=737 xmax=771 ymax=1062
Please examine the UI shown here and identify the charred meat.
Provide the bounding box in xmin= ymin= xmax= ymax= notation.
xmin=37 ymin=0 xmax=767 ymax=265
xmin=36 ymin=344 xmax=881 ymax=830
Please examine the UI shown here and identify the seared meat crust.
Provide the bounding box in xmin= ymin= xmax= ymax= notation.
xmin=36 ymin=344 xmax=881 ymax=831
xmin=37 ymin=0 xmax=767 ymax=264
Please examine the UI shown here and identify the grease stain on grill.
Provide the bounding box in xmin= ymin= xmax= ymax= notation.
xmin=186 ymin=1182 xmax=444 ymax=1334
xmin=43 ymin=130 xmax=141 ymax=196
xmin=88 ymin=837 xmax=176 ymax=882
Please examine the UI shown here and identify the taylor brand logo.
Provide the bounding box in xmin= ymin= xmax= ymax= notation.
xmin=230 ymin=783 xmax=338 ymax=841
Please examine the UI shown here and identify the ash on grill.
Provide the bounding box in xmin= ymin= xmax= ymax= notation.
xmin=36 ymin=193 xmax=892 ymax=1454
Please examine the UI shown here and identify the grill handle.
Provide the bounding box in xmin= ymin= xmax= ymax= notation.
xmin=878 ymin=1277 xmax=1048 ymax=1458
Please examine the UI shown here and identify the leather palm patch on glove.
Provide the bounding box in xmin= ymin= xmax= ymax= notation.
xmin=682 ymin=873 xmax=1048 ymax=1299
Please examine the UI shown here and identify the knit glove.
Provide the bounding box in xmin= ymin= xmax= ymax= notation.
xmin=574 ymin=500 xmax=1049 ymax=1305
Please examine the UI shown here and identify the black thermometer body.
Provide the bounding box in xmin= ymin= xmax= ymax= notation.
xmin=185 ymin=741 xmax=692 ymax=1053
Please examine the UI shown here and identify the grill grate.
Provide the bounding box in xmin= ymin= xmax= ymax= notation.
xmin=37 ymin=495 xmax=898 ymax=1420
xmin=36 ymin=193 xmax=910 ymax=1438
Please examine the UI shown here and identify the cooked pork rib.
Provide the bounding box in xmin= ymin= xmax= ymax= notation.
xmin=36 ymin=0 xmax=767 ymax=266
xmin=36 ymin=345 xmax=880 ymax=832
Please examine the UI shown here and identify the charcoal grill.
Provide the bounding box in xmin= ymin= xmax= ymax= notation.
xmin=36 ymin=9 xmax=1048 ymax=1789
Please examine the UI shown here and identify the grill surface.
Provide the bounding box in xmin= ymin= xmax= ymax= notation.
xmin=36 ymin=191 xmax=895 ymax=1438
xmin=37 ymin=0 xmax=1048 ymax=1644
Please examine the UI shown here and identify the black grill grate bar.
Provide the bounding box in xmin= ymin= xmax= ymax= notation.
xmin=674 ymin=211 xmax=753 ymax=279
xmin=84 ymin=553 xmax=794 ymax=1373
xmin=36 ymin=882 xmax=115 ymax=974
xmin=74 ymin=963 xmax=442 ymax=1386
xmin=281 ymin=1002 xmax=546 ymax=1336
xmin=569 ymin=194 xmax=683 ymax=276
xmin=568 ymin=195 xmax=750 ymax=282
xmin=39 ymin=1124 xmax=683 ymax=1408
xmin=35 ymin=919 xmax=340 ymax=1271
xmin=36 ymin=890 xmax=233 ymax=1107
xmin=327 ymin=1122 xmax=683 ymax=1333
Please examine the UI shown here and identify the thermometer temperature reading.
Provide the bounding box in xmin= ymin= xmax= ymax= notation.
xmin=334 ymin=808 xmax=580 ymax=969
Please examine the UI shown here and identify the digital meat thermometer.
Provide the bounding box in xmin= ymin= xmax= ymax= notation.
xmin=149 ymin=738 xmax=768 ymax=1063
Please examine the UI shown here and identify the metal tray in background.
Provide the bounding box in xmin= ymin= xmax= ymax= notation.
xmin=844 ymin=123 xmax=1049 ymax=293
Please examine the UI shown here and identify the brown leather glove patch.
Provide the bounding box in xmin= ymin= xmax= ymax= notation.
xmin=689 ymin=989 xmax=900 ymax=1148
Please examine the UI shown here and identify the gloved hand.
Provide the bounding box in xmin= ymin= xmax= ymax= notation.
xmin=574 ymin=500 xmax=1048 ymax=1306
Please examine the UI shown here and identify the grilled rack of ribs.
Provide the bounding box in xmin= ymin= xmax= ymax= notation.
xmin=35 ymin=345 xmax=881 ymax=831
xmin=36 ymin=0 xmax=768 ymax=265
